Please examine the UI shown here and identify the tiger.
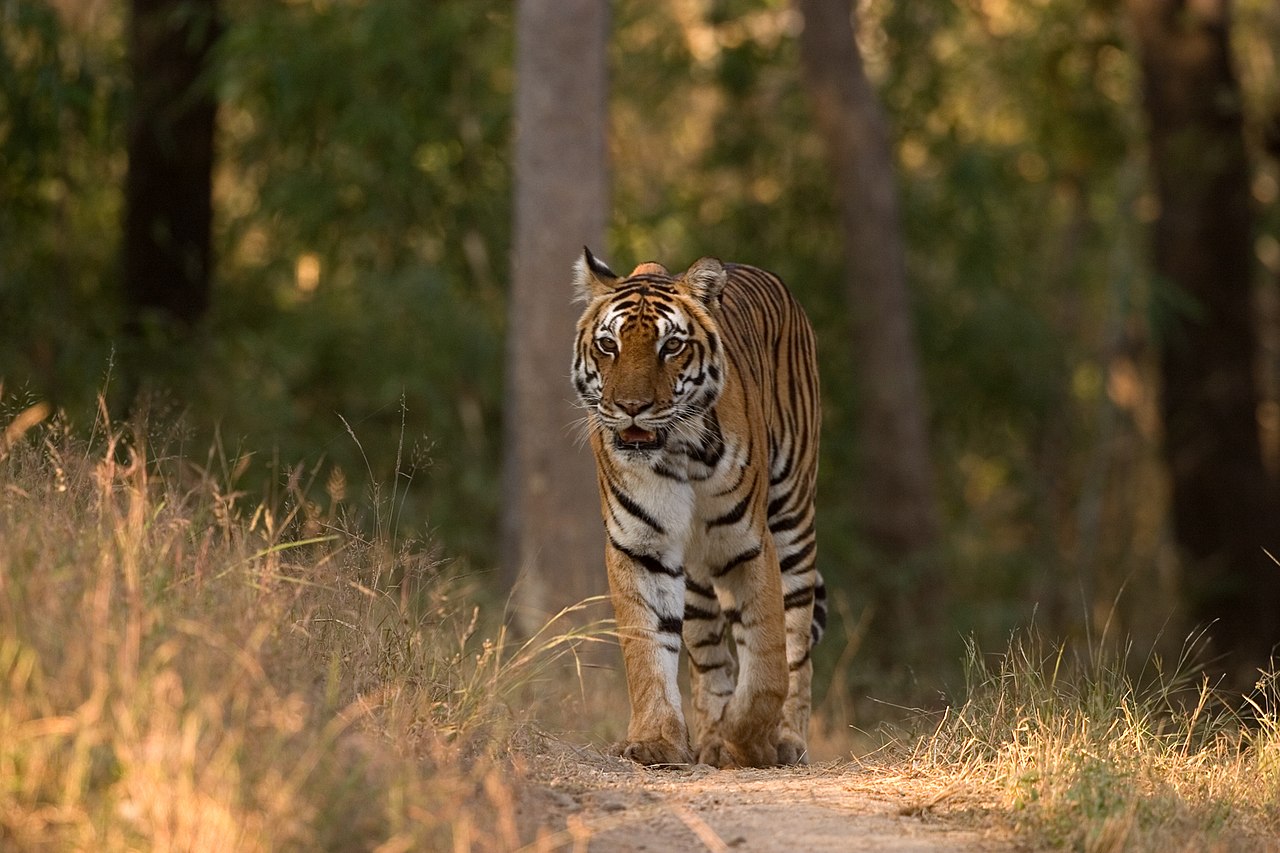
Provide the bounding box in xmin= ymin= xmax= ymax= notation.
xmin=571 ymin=247 xmax=825 ymax=768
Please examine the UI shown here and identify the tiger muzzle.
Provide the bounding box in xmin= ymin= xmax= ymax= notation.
xmin=614 ymin=424 xmax=664 ymax=451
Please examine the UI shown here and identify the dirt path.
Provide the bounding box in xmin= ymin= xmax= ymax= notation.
xmin=519 ymin=746 xmax=1024 ymax=852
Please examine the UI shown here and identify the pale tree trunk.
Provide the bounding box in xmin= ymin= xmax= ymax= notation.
xmin=796 ymin=0 xmax=944 ymax=642
xmin=502 ymin=0 xmax=610 ymax=631
xmin=1128 ymin=0 xmax=1280 ymax=678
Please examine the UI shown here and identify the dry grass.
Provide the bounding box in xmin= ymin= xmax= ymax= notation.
xmin=896 ymin=632 xmax=1280 ymax=852
xmin=8 ymin=395 xmax=1279 ymax=853
xmin=0 ymin=399 xmax=599 ymax=852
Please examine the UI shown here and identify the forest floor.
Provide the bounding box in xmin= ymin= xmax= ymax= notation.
xmin=518 ymin=742 xmax=1024 ymax=852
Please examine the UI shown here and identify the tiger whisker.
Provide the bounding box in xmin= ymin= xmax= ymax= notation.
xmin=565 ymin=414 xmax=603 ymax=449
xmin=666 ymin=406 xmax=715 ymax=444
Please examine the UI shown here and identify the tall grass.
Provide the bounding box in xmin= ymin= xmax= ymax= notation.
xmin=11 ymin=397 xmax=1278 ymax=852
xmin=901 ymin=632 xmax=1280 ymax=851
xmin=0 ymin=400 xmax=592 ymax=851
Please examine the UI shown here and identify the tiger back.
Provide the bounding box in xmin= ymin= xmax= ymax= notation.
xmin=571 ymin=248 xmax=824 ymax=768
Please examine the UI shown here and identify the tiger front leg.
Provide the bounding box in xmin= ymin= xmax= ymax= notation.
xmin=682 ymin=577 xmax=737 ymax=753
xmin=606 ymin=541 xmax=693 ymax=767
xmin=698 ymin=541 xmax=788 ymax=768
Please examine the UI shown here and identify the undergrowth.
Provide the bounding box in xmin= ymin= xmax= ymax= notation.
xmin=901 ymin=631 xmax=1280 ymax=852
xmin=0 ymin=398 xmax=599 ymax=851
xmin=8 ymin=394 xmax=1279 ymax=852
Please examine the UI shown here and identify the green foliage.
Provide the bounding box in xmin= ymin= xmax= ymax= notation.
xmin=606 ymin=0 xmax=1163 ymax=674
xmin=0 ymin=0 xmax=125 ymax=405
xmin=4 ymin=0 xmax=1279 ymax=701
xmin=205 ymin=0 xmax=513 ymax=560
xmin=879 ymin=0 xmax=1143 ymax=526
xmin=2 ymin=0 xmax=514 ymax=561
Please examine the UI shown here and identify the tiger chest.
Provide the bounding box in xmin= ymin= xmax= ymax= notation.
xmin=608 ymin=433 xmax=762 ymax=577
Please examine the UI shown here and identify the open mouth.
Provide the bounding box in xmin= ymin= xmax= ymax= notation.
xmin=614 ymin=425 xmax=664 ymax=451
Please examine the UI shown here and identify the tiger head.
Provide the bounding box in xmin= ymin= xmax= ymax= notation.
xmin=572 ymin=247 xmax=727 ymax=454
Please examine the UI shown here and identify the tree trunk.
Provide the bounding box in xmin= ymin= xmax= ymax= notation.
xmin=123 ymin=0 xmax=220 ymax=333
xmin=1129 ymin=0 xmax=1280 ymax=676
xmin=502 ymin=0 xmax=610 ymax=631
xmin=796 ymin=0 xmax=944 ymax=638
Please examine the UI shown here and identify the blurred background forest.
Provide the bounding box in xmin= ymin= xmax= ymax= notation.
xmin=4 ymin=0 xmax=1280 ymax=708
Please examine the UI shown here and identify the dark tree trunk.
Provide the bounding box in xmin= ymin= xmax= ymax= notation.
xmin=796 ymin=0 xmax=945 ymax=645
xmin=1129 ymin=0 xmax=1280 ymax=675
xmin=123 ymin=0 xmax=220 ymax=334
xmin=502 ymin=0 xmax=610 ymax=631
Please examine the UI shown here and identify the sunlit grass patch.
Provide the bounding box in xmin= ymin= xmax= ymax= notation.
xmin=0 ymin=403 xmax=597 ymax=851
xmin=897 ymin=632 xmax=1280 ymax=851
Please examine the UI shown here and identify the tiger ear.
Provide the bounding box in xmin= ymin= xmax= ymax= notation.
xmin=573 ymin=246 xmax=619 ymax=303
xmin=683 ymin=257 xmax=727 ymax=304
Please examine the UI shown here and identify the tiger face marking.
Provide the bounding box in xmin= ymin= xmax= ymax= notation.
xmin=570 ymin=247 xmax=825 ymax=770
xmin=573 ymin=252 xmax=725 ymax=457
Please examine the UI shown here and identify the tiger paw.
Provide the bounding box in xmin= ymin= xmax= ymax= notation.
xmin=612 ymin=737 xmax=693 ymax=768
xmin=696 ymin=736 xmax=736 ymax=769
xmin=697 ymin=736 xmax=778 ymax=768
xmin=774 ymin=732 xmax=809 ymax=766
xmin=729 ymin=738 xmax=779 ymax=768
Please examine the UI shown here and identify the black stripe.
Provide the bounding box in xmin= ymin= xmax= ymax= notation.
xmin=723 ymin=607 xmax=742 ymax=625
xmin=619 ymin=276 xmax=674 ymax=290
xmin=685 ymin=577 xmax=715 ymax=598
xmin=779 ymin=540 xmax=815 ymax=573
xmin=768 ymin=511 xmax=805 ymax=535
xmin=686 ymin=411 xmax=724 ymax=467
xmin=684 ymin=604 xmax=719 ymax=621
xmin=657 ymin=615 xmax=683 ymax=635
xmin=784 ymin=587 xmax=815 ymax=610
xmin=690 ymin=634 xmax=724 ymax=649
xmin=610 ymin=297 xmax=641 ymax=312
xmin=609 ymin=536 xmax=681 ymax=577
xmin=812 ymin=577 xmax=828 ymax=642
xmin=713 ymin=462 xmax=749 ymax=497
xmin=707 ymin=492 xmax=752 ymax=528
xmin=681 ymin=368 xmax=707 ymax=393
xmin=789 ymin=648 xmax=812 ymax=671
xmin=653 ymin=463 xmax=687 ymax=481
xmin=689 ymin=658 xmax=727 ymax=674
xmin=712 ymin=545 xmax=762 ymax=578
xmin=608 ymin=479 xmax=667 ymax=534
xmin=770 ymin=453 xmax=794 ymax=486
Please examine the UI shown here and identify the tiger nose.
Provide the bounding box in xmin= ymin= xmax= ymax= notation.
xmin=617 ymin=398 xmax=653 ymax=416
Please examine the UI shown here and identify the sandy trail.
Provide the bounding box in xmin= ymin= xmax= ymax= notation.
xmin=520 ymin=747 xmax=1022 ymax=852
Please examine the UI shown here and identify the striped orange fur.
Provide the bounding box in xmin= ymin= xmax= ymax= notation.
xmin=571 ymin=248 xmax=824 ymax=768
